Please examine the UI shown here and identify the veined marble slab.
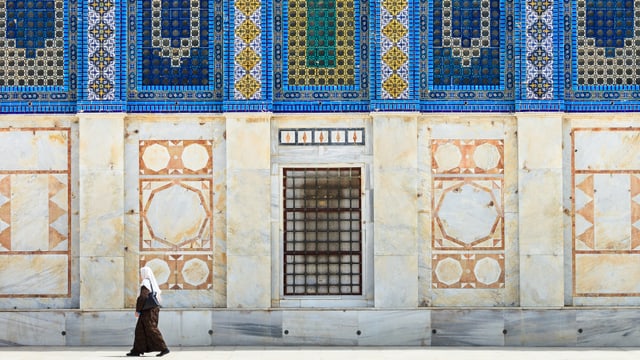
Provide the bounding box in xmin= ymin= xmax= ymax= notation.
xmin=356 ymin=310 xmax=430 ymax=346
xmin=0 ymin=129 xmax=69 ymax=171
xmin=212 ymin=310 xmax=283 ymax=346
xmin=65 ymin=311 xmax=135 ymax=346
xmin=282 ymin=310 xmax=359 ymax=345
xmin=577 ymin=309 xmax=640 ymax=347
xmin=431 ymin=310 xmax=505 ymax=346
xmin=575 ymin=254 xmax=640 ymax=295
xmin=0 ymin=254 xmax=68 ymax=295
xmin=0 ymin=312 xmax=65 ymax=346
xmin=11 ymin=174 xmax=50 ymax=251
xmin=574 ymin=129 xmax=640 ymax=171
xmin=505 ymin=310 xmax=577 ymax=346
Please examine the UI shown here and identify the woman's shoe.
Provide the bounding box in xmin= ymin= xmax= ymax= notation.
xmin=157 ymin=348 xmax=170 ymax=357
xmin=126 ymin=351 xmax=141 ymax=356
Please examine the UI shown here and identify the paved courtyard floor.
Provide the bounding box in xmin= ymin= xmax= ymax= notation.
xmin=0 ymin=347 xmax=638 ymax=360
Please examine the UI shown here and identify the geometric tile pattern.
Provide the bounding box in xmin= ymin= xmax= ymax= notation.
xmin=0 ymin=0 xmax=76 ymax=112
xmin=431 ymin=139 xmax=505 ymax=289
xmin=139 ymin=140 xmax=213 ymax=175
xmin=380 ymin=0 xmax=409 ymax=99
xmin=234 ymin=0 xmax=262 ymax=99
xmin=139 ymin=140 xmax=213 ymax=291
xmin=273 ymin=0 xmax=370 ymax=110
xmin=432 ymin=253 xmax=505 ymax=288
xmin=0 ymin=0 xmax=65 ymax=87
xmin=572 ymin=128 xmax=640 ymax=296
xmin=566 ymin=0 xmax=640 ymax=107
xmin=420 ymin=0 xmax=514 ymax=108
xmin=287 ymin=0 xmax=355 ymax=86
xmin=525 ymin=0 xmax=553 ymax=99
xmin=140 ymin=253 xmax=213 ymax=290
xmin=127 ymin=0 xmax=223 ymax=110
xmin=87 ymin=0 xmax=115 ymax=100
xmin=279 ymin=128 xmax=365 ymax=145
xmin=431 ymin=139 xmax=504 ymax=174
xmin=0 ymin=128 xmax=71 ymax=297
xmin=576 ymin=0 xmax=640 ymax=87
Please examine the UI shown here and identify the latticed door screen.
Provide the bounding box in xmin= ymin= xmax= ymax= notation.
xmin=283 ymin=167 xmax=362 ymax=295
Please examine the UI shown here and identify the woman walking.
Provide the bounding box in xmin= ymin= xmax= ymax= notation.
xmin=127 ymin=266 xmax=170 ymax=357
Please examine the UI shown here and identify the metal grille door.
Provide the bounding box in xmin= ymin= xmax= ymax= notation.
xmin=283 ymin=167 xmax=362 ymax=295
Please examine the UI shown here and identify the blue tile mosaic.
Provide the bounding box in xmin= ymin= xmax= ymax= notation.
xmin=0 ymin=0 xmax=77 ymax=112
xmin=524 ymin=0 xmax=554 ymax=101
xmin=3 ymin=0 xmax=640 ymax=113
xmin=126 ymin=0 xmax=223 ymax=111
xmin=565 ymin=0 xmax=640 ymax=110
xmin=271 ymin=0 xmax=370 ymax=112
xmin=419 ymin=0 xmax=515 ymax=111
xmin=87 ymin=0 xmax=116 ymax=101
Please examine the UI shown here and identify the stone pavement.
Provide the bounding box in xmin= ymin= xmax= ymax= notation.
xmin=0 ymin=347 xmax=639 ymax=360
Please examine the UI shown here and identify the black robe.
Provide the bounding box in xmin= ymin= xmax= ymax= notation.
xmin=131 ymin=286 xmax=168 ymax=354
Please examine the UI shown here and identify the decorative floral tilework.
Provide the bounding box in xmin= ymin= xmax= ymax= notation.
xmin=233 ymin=0 xmax=262 ymax=99
xmin=525 ymin=0 xmax=553 ymax=99
xmin=381 ymin=0 xmax=409 ymax=99
xmin=87 ymin=0 xmax=116 ymax=100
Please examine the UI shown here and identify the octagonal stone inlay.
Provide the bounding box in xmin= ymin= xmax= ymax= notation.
xmin=473 ymin=143 xmax=500 ymax=171
xmin=182 ymin=143 xmax=210 ymax=172
xmin=182 ymin=258 xmax=210 ymax=286
xmin=142 ymin=143 xmax=171 ymax=172
xmin=474 ymin=257 xmax=501 ymax=285
xmin=434 ymin=142 xmax=462 ymax=172
xmin=144 ymin=183 xmax=209 ymax=246
xmin=435 ymin=257 xmax=463 ymax=285
xmin=145 ymin=258 xmax=172 ymax=286
xmin=436 ymin=182 xmax=499 ymax=245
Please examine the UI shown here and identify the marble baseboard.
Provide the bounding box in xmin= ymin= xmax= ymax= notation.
xmin=1 ymin=309 xmax=640 ymax=347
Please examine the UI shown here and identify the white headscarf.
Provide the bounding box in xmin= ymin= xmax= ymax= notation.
xmin=140 ymin=266 xmax=162 ymax=303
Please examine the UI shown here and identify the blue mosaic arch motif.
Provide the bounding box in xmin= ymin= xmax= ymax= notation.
xmin=0 ymin=0 xmax=77 ymax=112
xmin=420 ymin=0 xmax=514 ymax=111
xmin=273 ymin=0 xmax=370 ymax=112
xmin=127 ymin=0 xmax=223 ymax=112
xmin=566 ymin=0 xmax=640 ymax=110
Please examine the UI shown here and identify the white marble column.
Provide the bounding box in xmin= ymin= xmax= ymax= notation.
xmin=78 ymin=113 xmax=126 ymax=309
xmin=517 ymin=113 xmax=564 ymax=306
xmin=372 ymin=113 xmax=419 ymax=308
xmin=226 ymin=113 xmax=272 ymax=308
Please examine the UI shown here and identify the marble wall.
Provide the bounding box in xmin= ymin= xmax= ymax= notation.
xmin=2 ymin=112 xmax=640 ymax=346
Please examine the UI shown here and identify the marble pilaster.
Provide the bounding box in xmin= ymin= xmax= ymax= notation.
xmin=517 ymin=113 xmax=564 ymax=306
xmin=226 ymin=113 xmax=271 ymax=308
xmin=79 ymin=113 xmax=125 ymax=309
xmin=372 ymin=113 xmax=419 ymax=308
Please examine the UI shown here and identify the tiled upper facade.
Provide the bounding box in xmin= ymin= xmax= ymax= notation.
xmin=0 ymin=0 xmax=639 ymax=112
